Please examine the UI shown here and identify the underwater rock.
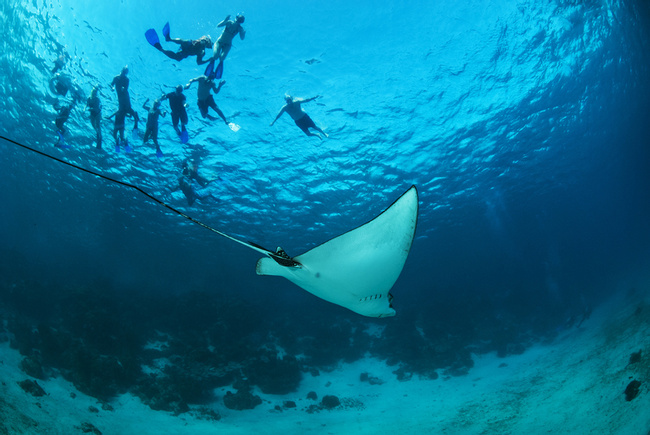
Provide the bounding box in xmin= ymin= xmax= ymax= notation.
xmin=77 ymin=422 xmax=102 ymax=434
xmin=132 ymin=375 xmax=190 ymax=415
xmin=283 ymin=400 xmax=297 ymax=408
xmin=223 ymin=389 xmax=262 ymax=410
xmin=360 ymin=372 xmax=385 ymax=385
xmin=392 ymin=366 xmax=412 ymax=382
xmin=246 ymin=353 xmax=302 ymax=395
xmin=17 ymin=379 xmax=46 ymax=397
xmin=624 ymin=380 xmax=641 ymax=401
xmin=20 ymin=355 xmax=45 ymax=379
xmin=628 ymin=350 xmax=642 ymax=365
xmin=307 ymin=391 xmax=318 ymax=400
xmin=194 ymin=407 xmax=221 ymax=421
xmin=321 ymin=395 xmax=341 ymax=409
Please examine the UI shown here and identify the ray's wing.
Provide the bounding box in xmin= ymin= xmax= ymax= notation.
xmin=256 ymin=186 xmax=419 ymax=317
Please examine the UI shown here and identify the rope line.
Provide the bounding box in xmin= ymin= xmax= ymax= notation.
xmin=0 ymin=134 xmax=298 ymax=266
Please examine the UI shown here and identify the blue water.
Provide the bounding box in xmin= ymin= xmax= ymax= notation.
xmin=1 ymin=0 xmax=650 ymax=417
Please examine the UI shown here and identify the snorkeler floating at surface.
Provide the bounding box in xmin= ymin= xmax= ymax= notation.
xmin=145 ymin=22 xmax=212 ymax=65
xmin=161 ymin=85 xmax=190 ymax=143
xmin=185 ymin=75 xmax=232 ymax=127
xmin=142 ymin=98 xmax=167 ymax=158
xmin=270 ymin=94 xmax=328 ymax=139
xmin=201 ymin=13 xmax=246 ymax=80
xmin=54 ymin=101 xmax=75 ymax=149
xmin=84 ymin=86 xmax=102 ymax=149
xmin=110 ymin=66 xmax=140 ymax=133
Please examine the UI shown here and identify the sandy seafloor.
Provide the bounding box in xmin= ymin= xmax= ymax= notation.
xmin=2 ymin=284 xmax=648 ymax=434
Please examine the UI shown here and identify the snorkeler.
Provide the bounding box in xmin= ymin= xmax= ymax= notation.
xmin=142 ymin=98 xmax=167 ymax=157
xmin=106 ymin=109 xmax=133 ymax=153
xmin=85 ymin=86 xmax=102 ymax=149
xmin=110 ymin=66 xmax=139 ymax=133
xmin=145 ymin=22 xmax=212 ymax=65
xmin=51 ymin=50 xmax=70 ymax=74
xmin=174 ymin=160 xmax=218 ymax=206
xmin=184 ymin=76 xmax=229 ymax=126
xmin=160 ymin=85 xmax=189 ymax=143
xmin=54 ymin=101 xmax=76 ymax=149
xmin=270 ymin=94 xmax=328 ymax=139
xmin=201 ymin=13 xmax=246 ymax=80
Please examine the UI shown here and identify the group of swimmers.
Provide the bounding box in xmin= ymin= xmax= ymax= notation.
xmin=51 ymin=12 xmax=329 ymax=155
xmin=48 ymin=12 xmax=329 ymax=208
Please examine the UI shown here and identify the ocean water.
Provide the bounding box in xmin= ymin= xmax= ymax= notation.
xmin=1 ymin=0 xmax=650 ymax=424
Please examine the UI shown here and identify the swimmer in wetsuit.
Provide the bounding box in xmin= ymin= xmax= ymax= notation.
xmin=161 ymin=85 xmax=189 ymax=140
xmin=142 ymin=98 xmax=167 ymax=157
xmin=84 ymin=86 xmax=102 ymax=149
xmin=270 ymin=94 xmax=328 ymax=139
xmin=110 ymin=66 xmax=139 ymax=131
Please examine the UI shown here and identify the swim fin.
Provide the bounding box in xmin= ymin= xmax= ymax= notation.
xmin=180 ymin=129 xmax=189 ymax=143
xmin=131 ymin=128 xmax=139 ymax=141
xmin=162 ymin=22 xmax=171 ymax=41
xmin=215 ymin=60 xmax=224 ymax=79
xmin=55 ymin=131 xmax=70 ymax=149
xmin=124 ymin=141 xmax=133 ymax=153
xmin=145 ymin=29 xmax=162 ymax=50
xmin=156 ymin=148 xmax=164 ymax=158
xmin=204 ymin=59 xmax=215 ymax=80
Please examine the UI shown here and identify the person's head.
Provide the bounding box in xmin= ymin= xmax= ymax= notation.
xmin=284 ymin=93 xmax=293 ymax=103
xmin=121 ymin=65 xmax=129 ymax=76
xmin=153 ymin=99 xmax=161 ymax=109
xmin=236 ymin=13 xmax=245 ymax=23
xmin=201 ymin=35 xmax=212 ymax=47
xmin=175 ymin=85 xmax=183 ymax=94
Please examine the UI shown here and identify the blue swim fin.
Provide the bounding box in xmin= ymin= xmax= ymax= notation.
xmin=180 ymin=129 xmax=189 ymax=143
xmin=55 ymin=131 xmax=70 ymax=149
xmin=215 ymin=60 xmax=224 ymax=79
xmin=162 ymin=22 xmax=171 ymax=41
xmin=145 ymin=29 xmax=162 ymax=50
xmin=204 ymin=59 xmax=215 ymax=80
xmin=124 ymin=141 xmax=133 ymax=153
xmin=156 ymin=148 xmax=164 ymax=158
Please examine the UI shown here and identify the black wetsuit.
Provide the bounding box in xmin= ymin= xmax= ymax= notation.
xmin=111 ymin=74 xmax=139 ymax=128
xmin=164 ymin=91 xmax=188 ymax=131
xmin=143 ymin=106 xmax=164 ymax=146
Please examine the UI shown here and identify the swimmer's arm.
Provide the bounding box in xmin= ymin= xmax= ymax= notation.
xmin=105 ymin=110 xmax=117 ymax=120
xmin=239 ymin=27 xmax=246 ymax=40
xmin=184 ymin=78 xmax=199 ymax=90
xmin=217 ymin=16 xmax=230 ymax=27
xmin=303 ymin=95 xmax=321 ymax=103
xmin=270 ymin=106 xmax=287 ymax=126
xmin=142 ymin=98 xmax=150 ymax=110
xmin=214 ymin=80 xmax=226 ymax=94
